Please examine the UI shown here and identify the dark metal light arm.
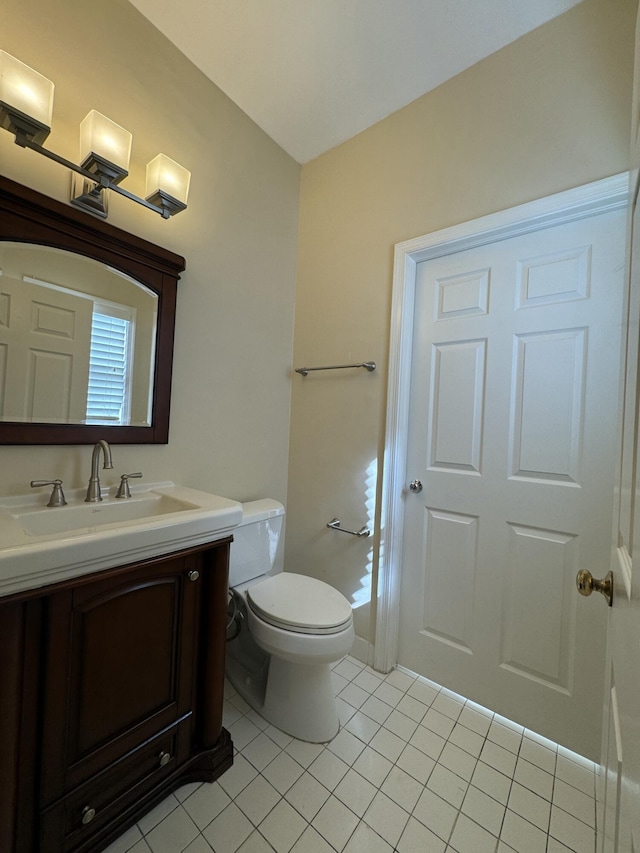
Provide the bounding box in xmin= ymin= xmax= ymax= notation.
xmin=13 ymin=130 xmax=174 ymax=219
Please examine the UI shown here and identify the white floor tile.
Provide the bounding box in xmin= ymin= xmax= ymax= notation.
xmin=507 ymin=782 xmax=551 ymax=832
xmin=344 ymin=822 xmax=394 ymax=852
xmin=384 ymin=669 xmax=416 ymax=694
xmin=369 ymin=726 xmax=406 ymax=763
xmin=333 ymin=658 xmax=363 ymax=681
xmin=500 ymin=809 xmax=547 ymax=853
xmin=262 ymin=752 xmax=305 ymax=794
xmin=552 ymin=778 xmax=596 ymax=827
xmin=285 ymin=771 xmax=331 ymax=822
xmin=413 ymin=788 xmax=458 ymax=844
xmin=334 ymin=767 xmax=378 ymax=817
xmin=480 ymin=740 xmax=518 ymax=778
xmin=396 ymin=693 xmax=429 ymax=723
xmin=352 ymin=745 xmax=393 ymax=787
xmin=344 ymin=710 xmax=381 ymax=743
xmin=470 ymin=762 xmax=512 ymax=805
xmin=382 ymin=708 xmax=419 ymax=741
xmin=242 ymin=731 xmax=284 ymax=770
xmin=448 ymin=722 xmax=485 ymax=758
xmin=308 ymin=747 xmax=350 ymax=791
xmin=438 ymin=741 xmax=477 ymax=781
xmin=182 ymin=836 xmax=214 ymax=853
xmin=236 ymin=831 xmax=275 ymax=853
xmin=218 ymin=754 xmax=259 ymax=799
xmin=396 ymin=742 xmax=436 ymax=785
xmin=513 ymin=758 xmax=554 ymax=801
xmin=487 ymin=720 xmax=523 ymax=755
xmin=362 ymin=790 xmax=410 ymax=848
xmin=457 ymin=705 xmax=492 ymax=737
xmin=426 ymin=763 xmax=468 ymax=809
xmin=461 ymin=784 xmax=506 ymax=836
xmin=352 ymin=668 xmax=384 ymax=693
xmin=259 ymin=799 xmax=307 ymax=853
xmin=380 ymin=765 xmax=423 ymax=812
xmin=327 ymin=728 xmax=366 ymax=765
xmin=285 ymin=738 xmax=325 ymax=769
xmin=518 ymin=737 xmax=556 ymax=775
xmin=409 ymin=723 xmax=446 ymax=761
xmin=554 ymin=754 xmax=596 ymax=797
xmin=372 ymin=681 xmax=404 ymax=708
xmin=360 ymin=695 xmax=393 ymax=724
xmin=235 ymin=775 xmax=281 ymax=825
xmin=183 ymin=781 xmax=232 ymax=830
xmin=422 ymin=707 xmax=456 ymax=739
xmin=339 ymin=682 xmax=370 ymax=709
xmin=137 ymin=794 xmax=180 ymax=836
xmin=202 ymin=803 xmax=253 ymax=853
xmin=312 ymin=795 xmax=360 ymax=850
xmin=291 ymin=826 xmax=336 ymax=853
xmin=407 ymin=678 xmax=439 ymax=707
xmin=103 ymin=824 xmax=144 ymax=853
xmin=449 ymin=813 xmax=497 ymax=853
xmin=397 ymin=816 xmax=446 ymax=853
xmin=144 ymin=807 xmax=199 ymax=853
xmin=431 ymin=692 xmax=464 ymax=721
xmin=549 ymin=806 xmax=596 ymax=853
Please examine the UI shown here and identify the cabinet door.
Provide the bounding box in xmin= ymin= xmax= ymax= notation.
xmin=40 ymin=552 xmax=201 ymax=805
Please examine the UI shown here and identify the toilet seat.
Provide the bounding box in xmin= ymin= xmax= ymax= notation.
xmin=247 ymin=572 xmax=352 ymax=635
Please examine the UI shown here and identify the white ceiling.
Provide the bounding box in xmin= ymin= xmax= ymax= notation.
xmin=128 ymin=0 xmax=583 ymax=164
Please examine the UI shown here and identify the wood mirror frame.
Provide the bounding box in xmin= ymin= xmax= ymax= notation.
xmin=0 ymin=176 xmax=185 ymax=444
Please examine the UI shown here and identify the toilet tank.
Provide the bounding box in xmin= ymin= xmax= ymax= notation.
xmin=229 ymin=499 xmax=285 ymax=586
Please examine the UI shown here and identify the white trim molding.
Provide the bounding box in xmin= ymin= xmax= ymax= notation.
xmin=374 ymin=172 xmax=629 ymax=673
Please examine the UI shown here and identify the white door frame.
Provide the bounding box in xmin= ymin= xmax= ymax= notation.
xmin=374 ymin=173 xmax=629 ymax=674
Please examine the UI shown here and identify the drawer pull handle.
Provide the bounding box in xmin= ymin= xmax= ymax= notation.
xmin=188 ymin=570 xmax=200 ymax=582
xmin=159 ymin=751 xmax=172 ymax=767
xmin=81 ymin=806 xmax=96 ymax=825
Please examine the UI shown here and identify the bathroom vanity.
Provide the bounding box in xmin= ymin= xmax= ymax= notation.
xmin=1 ymin=538 xmax=233 ymax=853
xmin=0 ymin=482 xmax=243 ymax=853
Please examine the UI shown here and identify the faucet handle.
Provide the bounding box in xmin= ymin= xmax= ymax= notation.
xmin=115 ymin=472 xmax=142 ymax=499
xmin=31 ymin=479 xmax=67 ymax=507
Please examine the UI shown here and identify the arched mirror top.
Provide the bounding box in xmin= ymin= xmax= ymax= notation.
xmin=0 ymin=176 xmax=185 ymax=444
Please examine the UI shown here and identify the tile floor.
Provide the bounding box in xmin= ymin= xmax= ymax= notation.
xmin=105 ymin=657 xmax=597 ymax=853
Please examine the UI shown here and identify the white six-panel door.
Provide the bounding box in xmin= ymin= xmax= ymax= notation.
xmin=397 ymin=209 xmax=625 ymax=759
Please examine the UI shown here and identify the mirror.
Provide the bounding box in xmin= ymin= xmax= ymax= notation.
xmin=0 ymin=176 xmax=184 ymax=444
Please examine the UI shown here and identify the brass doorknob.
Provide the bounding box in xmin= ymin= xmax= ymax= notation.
xmin=576 ymin=569 xmax=613 ymax=607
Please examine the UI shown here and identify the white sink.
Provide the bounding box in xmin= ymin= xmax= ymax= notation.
xmin=15 ymin=492 xmax=199 ymax=537
xmin=0 ymin=482 xmax=242 ymax=597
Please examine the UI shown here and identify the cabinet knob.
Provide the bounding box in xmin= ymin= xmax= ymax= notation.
xmin=159 ymin=751 xmax=172 ymax=767
xmin=81 ymin=806 xmax=96 ymax=825
xmin=187 ymin=570 xmax=200 ymax=582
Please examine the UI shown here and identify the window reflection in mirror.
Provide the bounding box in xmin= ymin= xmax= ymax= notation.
xmin=0 ymin=242 xmax=158 ymax=427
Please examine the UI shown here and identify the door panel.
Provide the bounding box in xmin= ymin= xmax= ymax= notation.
xmin=599 ymin=16 xmax=640 ymax=846
xmin=398 ymin=210 xmax=625 ymax=758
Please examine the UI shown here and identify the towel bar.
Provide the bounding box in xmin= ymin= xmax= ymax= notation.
xmin=327 ymin=518 xmax=371 ymax=538
xmin=295 ymin=361 xmax=375 ymax=376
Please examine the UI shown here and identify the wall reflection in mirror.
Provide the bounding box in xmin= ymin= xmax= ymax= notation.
xmin=0 ymin=243 xmax=157 ymax=427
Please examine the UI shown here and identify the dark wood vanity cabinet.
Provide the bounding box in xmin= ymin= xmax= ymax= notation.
xmin=0 ymin=538 xmax=234 ymax=853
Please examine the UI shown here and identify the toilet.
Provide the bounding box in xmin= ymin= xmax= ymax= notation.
xmin=225 ymin=499 xmax=354 ymax=742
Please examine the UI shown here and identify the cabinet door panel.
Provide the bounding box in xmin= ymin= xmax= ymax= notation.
xmin=41 ymin=553 xmax=200 ymax=802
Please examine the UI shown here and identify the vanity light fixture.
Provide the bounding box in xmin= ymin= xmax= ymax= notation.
xmin=0 ymin=50 xmax=190 ymax=219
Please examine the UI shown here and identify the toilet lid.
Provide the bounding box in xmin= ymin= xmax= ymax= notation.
xmin=247 ymin=573 xmax=352 ymax=634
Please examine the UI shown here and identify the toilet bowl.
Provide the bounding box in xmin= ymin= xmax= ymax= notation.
xmin=225 ymin=499 xmax=354 ymax=742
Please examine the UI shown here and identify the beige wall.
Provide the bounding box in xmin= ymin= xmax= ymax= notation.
xmin=1 ymin=0 xmax=300 ymax=504
xmin=286 ymin=0 xmax=637 ymax=651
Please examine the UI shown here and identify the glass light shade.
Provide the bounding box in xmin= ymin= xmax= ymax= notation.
xmin=0 ymin=50 xmax=54 ymax=128
xmin=79 ymin=110 xmax=132 ymax=174
xmin=146 ymin=154 xmax=191 ymax=206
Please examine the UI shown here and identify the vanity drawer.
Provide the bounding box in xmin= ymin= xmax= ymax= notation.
xmin=40 ymin=717 xmax=190 ymax=853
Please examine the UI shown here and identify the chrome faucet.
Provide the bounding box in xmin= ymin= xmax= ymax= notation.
xmin=84 ymin=440 xmax=114 ymax=502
